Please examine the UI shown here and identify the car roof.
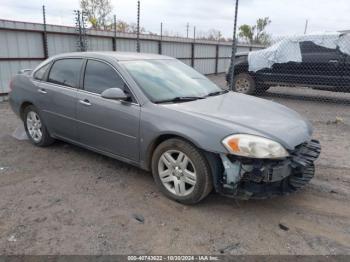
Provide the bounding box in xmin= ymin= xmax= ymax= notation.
xmin=50 ymin=51 xmax=175 ymax=61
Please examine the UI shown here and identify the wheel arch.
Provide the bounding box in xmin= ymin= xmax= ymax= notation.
xmin=144 ymin=133 xmax=206 ymax=172
xmin=19 ymin=101 xmax=34 ymax=120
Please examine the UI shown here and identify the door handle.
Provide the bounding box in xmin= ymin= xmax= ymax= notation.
xmin=329 ymin=59 xmax=339 ymax=64
xmin=79 ymin=99 xmax=92 ymax=106
xmin=37 ymin=88 xmax=47 ymax=94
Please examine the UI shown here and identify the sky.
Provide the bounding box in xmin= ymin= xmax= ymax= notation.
xmin=0 ymin=0 xmax=349 ymax=38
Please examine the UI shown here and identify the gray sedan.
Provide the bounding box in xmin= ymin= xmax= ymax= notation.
xmin=9 ymin=52 xmax=321 ymax=204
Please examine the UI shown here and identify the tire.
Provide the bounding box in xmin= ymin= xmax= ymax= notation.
xmin=233 ymin=73 xmax=256 ymax=95
xmin=23 ymin=105 xmax=54 ymax=147
xmin=151 ymin=138 xmax=213 ymax=205
xmin=255 ymin=84 xmax=270 ymax=95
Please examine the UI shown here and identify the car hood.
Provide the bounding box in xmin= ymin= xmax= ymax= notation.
xmin=162 ymin=92 xmax=313 ymax=150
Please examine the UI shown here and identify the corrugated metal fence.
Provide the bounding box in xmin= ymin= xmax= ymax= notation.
xmin=0 ymin=19 xmax=264 ymax=95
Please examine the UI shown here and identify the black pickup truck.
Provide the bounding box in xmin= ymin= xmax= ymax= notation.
xmin=227 ymin=34 xmax=350 ymax=95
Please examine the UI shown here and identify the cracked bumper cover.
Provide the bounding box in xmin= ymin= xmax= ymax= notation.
xmin=218 ymin=139 xmax=321 ymax=199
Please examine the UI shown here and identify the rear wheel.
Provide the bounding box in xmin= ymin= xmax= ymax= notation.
xmin=151 ymin=138 xmax=213 ymax=204
xmin=24 ymin=105 xmax=54 ymax=147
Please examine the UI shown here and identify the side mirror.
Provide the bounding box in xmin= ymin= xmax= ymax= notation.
xmin=101 ymin=88 xmax=129 ymax=101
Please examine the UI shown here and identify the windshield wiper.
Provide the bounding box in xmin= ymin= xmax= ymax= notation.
xmin=155 ymin=96 xmax=205 ymax=104
xmin=206 ymin=90 xmax=229 ymax=97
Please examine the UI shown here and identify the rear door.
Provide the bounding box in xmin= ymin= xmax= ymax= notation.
xmin=298 ymin=41 xmax=344 ymax=88
xmin=38 ymin=58 xmax=83 ymax=141
xmin=76 ymin=59 xmax=141 ymax=161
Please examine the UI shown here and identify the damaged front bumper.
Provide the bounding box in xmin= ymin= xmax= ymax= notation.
xmin=217 ymin=139 xmax=321 ymax=200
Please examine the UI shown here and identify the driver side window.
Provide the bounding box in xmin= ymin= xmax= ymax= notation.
xmin=83 ymin=60 xmax=126 ymax=95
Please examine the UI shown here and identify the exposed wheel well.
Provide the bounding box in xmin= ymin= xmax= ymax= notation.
xmin=20 ymin=102 xmax=33 ymax=120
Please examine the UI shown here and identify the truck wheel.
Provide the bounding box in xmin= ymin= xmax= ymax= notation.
xmin=233 ymin=73 xmax=256 ymax=95
xmin=256 ymin=84 xmax=270 ymax=95
xmin=24 ymin=105 xmax=54 ymax=147
xmin=152 ymin=138 xmax=213 ymax=205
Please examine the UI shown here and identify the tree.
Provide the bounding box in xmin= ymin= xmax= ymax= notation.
xmin=80 ymin=0 xmax=113 ymax=30
xmin=238 ymin=24 xmax=254 ymax=43
xmin=128 ymin=23 xmax=146 ymax=34
xmin=115 ymin=20 xmax=129 ymax=33
xmin=238 ymin=17 xmax=271 ymax=45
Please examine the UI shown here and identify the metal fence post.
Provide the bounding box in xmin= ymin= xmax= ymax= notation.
xmin=215 ymin=44 xmax=219 ymax=74
xmin=136 ymin=0 xmax=140 ymax=53
xmin=81 ymin=11 xmax=88 ymax=51
xmin=74 ymin=10 xmax=88 ymax=52
xmin=191 ymin=26 xmax=196 ymax=68
xmin=42 ymin=5 xmax=48 ymax=59
xmin=74 ymin=10 xmax=82 ymax=51
xmin=158 ymin=22 xmax=163 ymax=54
xmin=113 ymin=14 xmax=117 ymax=51
xmin=229 ymin=0 xmax=239 ymax=91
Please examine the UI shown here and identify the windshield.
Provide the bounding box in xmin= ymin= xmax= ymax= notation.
xmin=120 ymin=59 xmax=223 ymax=103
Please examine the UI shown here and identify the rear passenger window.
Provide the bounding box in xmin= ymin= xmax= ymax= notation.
xmin=83 ymin=60 xmax=125 ymax=94
xmin=300 ymin=41 xmax=334 ymax=54
xmin=48 ymin=59 xmax=82 ymax=88
xmin=34 ymin=63 xmax=50 ymax=81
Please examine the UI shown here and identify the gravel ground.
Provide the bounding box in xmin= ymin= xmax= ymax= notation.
xmin=0 ymin=74 xmax=349 ymax=255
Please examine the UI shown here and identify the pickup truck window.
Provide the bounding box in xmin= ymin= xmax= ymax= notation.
xmin=300 ymin=41 xmax=334 ymax=54
xmin=48 ymin=59 xmax=82 ymax=88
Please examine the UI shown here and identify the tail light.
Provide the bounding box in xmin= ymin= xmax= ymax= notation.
xmin=9 ymin=79 xmax=14 ymax=92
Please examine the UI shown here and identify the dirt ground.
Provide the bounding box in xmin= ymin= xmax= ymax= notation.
xmin=0 ymin=75 xmax=349 ymax=255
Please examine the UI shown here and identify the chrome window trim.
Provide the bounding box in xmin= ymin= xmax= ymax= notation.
xmin=82 ymin=57 xmax=141 ymax=105
xmin=77 ymin=88 xmax=140 ymax=107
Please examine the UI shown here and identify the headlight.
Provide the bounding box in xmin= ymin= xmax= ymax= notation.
xmin=222 ymin=134 xmax=289 ymax=159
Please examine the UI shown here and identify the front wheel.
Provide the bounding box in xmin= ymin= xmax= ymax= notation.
xmin=151 ymin=138 xmax=213 ymax=205
xmin=233 ymin=73 xmax=256 ymax=95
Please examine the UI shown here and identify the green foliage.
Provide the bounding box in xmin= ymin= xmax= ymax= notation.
xmin=80 ymin=0 xmax=113 ymax=29
xmin=238 ymin=17 xmax=272 ymax=45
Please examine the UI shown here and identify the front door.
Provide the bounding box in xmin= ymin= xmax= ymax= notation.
xmin=76 ymin=59 xmax=140 ymax=162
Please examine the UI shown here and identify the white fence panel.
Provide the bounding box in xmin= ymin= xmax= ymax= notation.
xmin=0 ymin=60 xmax=42 ymax=93
xmin=162 ymin=42 xmax=191 ymax=58
xmin=141 ymin=40 xmax=158 ymax=53
xmin=194 ymin=59 xmax=216 ymax=75
xmin=47 ymin=34 xmax=76 ymax=56
xmin=116 ymin=39 xmax=137 ymax=52
xmin=88 ymin=37 xmax=113 ymax=51
xmin=0 ymin=30 xmax=43 ymax=58
xmin=195 ymin=44 xmax=216 ymax=58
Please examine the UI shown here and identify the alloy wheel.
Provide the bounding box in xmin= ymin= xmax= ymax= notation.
xmin=26 ymin=111 xmax=43 ymax=142
xmin=158 ymin=150 xmax=197 ymax=197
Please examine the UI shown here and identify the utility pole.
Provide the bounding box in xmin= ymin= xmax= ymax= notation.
xmin=304 ymin=19 xmax=309 ymax=35
xmin=136 ymin=0 xmax=140 ymax=53
xmin=228 ymin=0 xmax=239 ymax=91
xmin=186 ymin=22 xmax=189 ymax=38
